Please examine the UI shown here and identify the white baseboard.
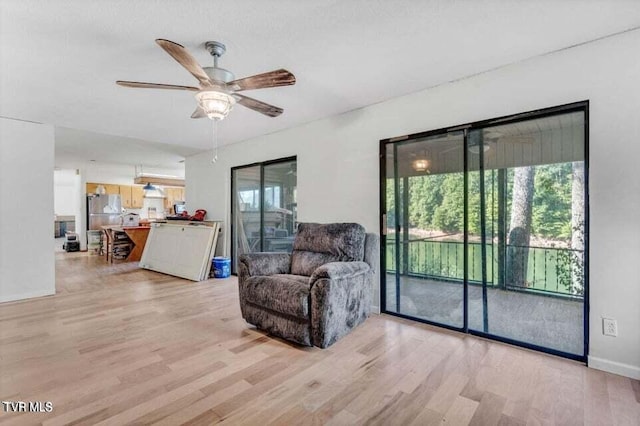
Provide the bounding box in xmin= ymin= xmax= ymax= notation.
xmin=0 ymin=289 xmax=55 ymax=304
xmin=588 ymin=356 xmax=640 ymax=380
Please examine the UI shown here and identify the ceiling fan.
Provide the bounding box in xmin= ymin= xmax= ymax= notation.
xmin=116 ymin=39 xmax=296 ymax=120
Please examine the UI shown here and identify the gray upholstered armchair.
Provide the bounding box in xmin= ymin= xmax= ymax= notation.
xmin=238 ymin=223 xmax=379 ymax=348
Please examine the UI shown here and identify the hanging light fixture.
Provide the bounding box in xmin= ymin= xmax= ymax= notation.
xmin=468 ymin=143 xmax=491 ymax=154
xmin=194 ymin=90 xmax=236 ymax=120
xmin=412 ymin=158 xmax=430 ymax=172
xmin=194 ymin=90 xmax=235 ymax=163
xmin=142 ymin=182 xmax=156 ymax=191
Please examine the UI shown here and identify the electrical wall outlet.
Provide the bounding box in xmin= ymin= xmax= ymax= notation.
xmin=602 ymin=318 xmax=618 ymax=337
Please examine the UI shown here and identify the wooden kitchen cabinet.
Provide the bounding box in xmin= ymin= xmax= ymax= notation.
xmin=86 ymin=183 xmax=120 ymax=195
xmin=118 ymin=185 xmax=146 ymax=209
xmin=164 ymin=188 xmax=185 ymax=211
xmin=103 ymin=184 xmax=120 ymax=195
xmin=86 ymin=182 xmax=183 ymax=210
xmin=119 ymin=185 xmax=132 ymax=208
xmin=86 ymin=183 xmax=98 ymax=195
xmin=131 ymin=186 xmax=144 ymax=208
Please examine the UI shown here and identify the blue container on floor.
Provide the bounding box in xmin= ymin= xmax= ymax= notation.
xmin=212 ymin=257 xmax=231 ymax=278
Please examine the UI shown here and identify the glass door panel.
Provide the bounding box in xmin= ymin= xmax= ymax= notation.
xmin=263 ymin=160 xmax=297 ymax=253
xmin=467 ymin=112 xmax=586 ymax=357
xmin=232 ymin=165 xmax=261 ymax=274
xmin=384 ymin=131 xmax=466 ymax=329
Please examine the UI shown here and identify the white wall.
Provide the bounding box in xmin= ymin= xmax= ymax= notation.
xmin=0 ymin=118 xmax=56 ymax=302
xmin=54 ymin=169 xmax=77 ymax=216
xmin=186 ymin=30 xmax=640 ymax=378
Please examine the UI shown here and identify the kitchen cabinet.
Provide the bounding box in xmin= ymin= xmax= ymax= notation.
xmin=86 ymin=183 xmax=98 ymax=195
xmin=103 ymin=184 xmax=120 ymax=195
xmin=86 ymin=183 xmax=182 ymax=211
xmin=164 ymin=188 xmax=185 ymax=211
xmin=119 ymin=185 xmax=132 ymax=208
xmin=131 ymin=186 xmax=144 ymax=208
xmin=86 ymin=183 xmax=120 ymax=195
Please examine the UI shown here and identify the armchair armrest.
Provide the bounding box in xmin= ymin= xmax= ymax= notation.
xmin=238 ymin=252 xmax=291 ymax=278
xmin=309 ymin=261 xmax=373 ymax=348
xmin=309 ymin=261 xmax=371 ymax=282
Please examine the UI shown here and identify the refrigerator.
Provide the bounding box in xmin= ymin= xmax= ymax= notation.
xmin=87 ymin=194 xmax=122 ymax=230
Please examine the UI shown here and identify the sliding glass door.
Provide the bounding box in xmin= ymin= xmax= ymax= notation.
xmin=231 ymin=157 xmax=297 ymax=274
xmin=381 ymin=103 xmax=588 ymax=360
xmin=384 ymin=131 xmax=466 ymax=328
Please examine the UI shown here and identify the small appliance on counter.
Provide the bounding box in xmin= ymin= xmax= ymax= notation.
xmin=122 ymin=213 xmax=140 ymax=227
xmin=174 ymin=202 xmax=186 ymax=215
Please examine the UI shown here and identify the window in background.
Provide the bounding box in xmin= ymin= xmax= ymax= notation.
xmin=231 ymin=157 xmax=297 ymax=274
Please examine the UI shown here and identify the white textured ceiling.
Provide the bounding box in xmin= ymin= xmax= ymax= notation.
xmin=2 ymin=1 xmax=640 ymax=152
xmin=54 ymin=127 xmax=201 ymax=169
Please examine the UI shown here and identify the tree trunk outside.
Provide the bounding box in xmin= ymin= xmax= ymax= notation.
xmin=497 ymin=168 xmax=507 ymax=289
xmin=571 ymin=161 xmax=585 ymax=294
xmin=507 ymin=166 xmax=535 ymax=287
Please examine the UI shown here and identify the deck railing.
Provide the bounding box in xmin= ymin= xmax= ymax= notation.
xmin=386 ymin=239 xmax=584 ymax=298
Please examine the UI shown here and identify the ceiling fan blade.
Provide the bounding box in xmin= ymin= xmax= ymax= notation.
xmin=116 ymin=80 xmax=200 ymax=91
xmin=191 ymin=106 xmax=207 ymax=119
xmin=234 ymin=94 xmax=283 ymax=117
xmin=155 ymin=39 xmax=212 ymax=87
xmin=228 ymin=69 xmax=295 ymax=92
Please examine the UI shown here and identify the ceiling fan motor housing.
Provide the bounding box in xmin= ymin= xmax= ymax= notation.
xmin=203 ymin=67 xmax=235 ymax=84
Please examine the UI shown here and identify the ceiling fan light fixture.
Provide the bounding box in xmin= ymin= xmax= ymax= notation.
xmin=412 ymin=159 xmax=430 ymax=172
xmin=194 ymin=90 xmax=236 ymax=120
xmin=468 ymin=143 xmax=491 ymax=154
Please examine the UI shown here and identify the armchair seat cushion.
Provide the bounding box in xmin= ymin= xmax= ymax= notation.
xmin=241 ymin=274 xmax=311 ymax=319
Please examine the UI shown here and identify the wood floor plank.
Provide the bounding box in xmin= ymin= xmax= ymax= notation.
xmin=425 ymin=372 xmax=469 ymax=414
xmin=0 ymin=250 xmax=637 ymax=425
xmin=468 ymin=391 xmax=506 ymax=426
xmin=442 ymin=395 xmax=479 ymax=425
xmin=151 ymin=380 xmax=252 ymax=426
xmin=606 ymin=373 xmax=640 ymax=425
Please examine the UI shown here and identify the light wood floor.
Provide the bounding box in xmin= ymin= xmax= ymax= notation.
xmin=0 ymin=251 xmax=638 ymax=425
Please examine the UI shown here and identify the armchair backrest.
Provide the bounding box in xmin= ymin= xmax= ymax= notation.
xmin=364 ymin=233 xmax=379 ymax=272
xmin=290 ymin=223 xmax=366 ymax=276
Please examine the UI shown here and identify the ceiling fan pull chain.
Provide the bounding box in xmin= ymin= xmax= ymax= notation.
xmin=212 ymin=119 xmax=219 ymax=163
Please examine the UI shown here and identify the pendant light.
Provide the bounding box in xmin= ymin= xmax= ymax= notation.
xmin=412 ymin=159 xmax=430 ymax=172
